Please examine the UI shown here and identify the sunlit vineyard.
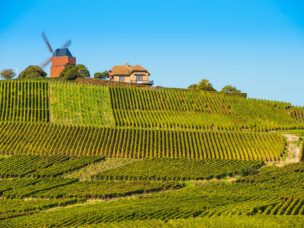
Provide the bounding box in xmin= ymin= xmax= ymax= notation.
xmin=0 ymin=177 xmax=178 ymax=200
xmin=0 ymin=80 xmax=303 ymax=227
xmin=0 ymin=81 xmax=49 ymax=122
xmin=49 ymin=83 xmax=114 ymax=126
xmin=0 ymin=122 xmax=285 ymax=160
xmin=109 ymin=87 xmax=304 ymax=131
xmin=0 ymin=155 xmax=103 ymax=178
xmin=93 ymin=158 xmax=263 ymax=181
xmin=0 ymin=80 xmax=303 ymax=131
xmin=2 ymin=163 xmax=304 ymax=227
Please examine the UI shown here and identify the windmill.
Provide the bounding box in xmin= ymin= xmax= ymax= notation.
xmin=40 ymin=32 xmax=76 ymax=77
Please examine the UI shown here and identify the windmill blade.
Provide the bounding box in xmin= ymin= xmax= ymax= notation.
xmin=41 ymin=32 xmax=53 ymax=53
xmin=40 ymin=57 xmax=52 ymax=69
xmin=61 ymin=39 xmax=71 ymax=48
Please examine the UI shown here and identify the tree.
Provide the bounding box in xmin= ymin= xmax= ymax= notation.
xmin=188 ymin=84 xmax=197 ymax=90
xmin=94 ymin=71 xmax=108 ymax=79
xmin=59 ymin=64 xmax=81 ymax=80
xmin=0 ymin=69 xmax=16 ymax=79
xmin=76 ymin=64 xmax=90 ymax=77
xmin=221 ymin=85 xmax=241 ymax=93
xmin=18 ymin=66 xmax=47 ymax=79
xmin=197 ymin=79 xmax=216 ymax=91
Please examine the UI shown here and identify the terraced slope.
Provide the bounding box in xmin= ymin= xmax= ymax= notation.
xmin=0 ymin=155 xmax=103 ymax=178
xmin=0 ymin=81 xmax=49 ymax=122
xmin=2 ymin=163 xmax=304 ymax=227
xmin=109 ymin=87 xmax=304 ymax=131
xmin=0 ymin=80 xmax=303 ymax=132
xmin=93 ymin=158 xmax=263 ymax=180
xmin=0 ymin=122 xmax=285 ymax=161
xmin=49 ymin=83 xmax=114 ymax=126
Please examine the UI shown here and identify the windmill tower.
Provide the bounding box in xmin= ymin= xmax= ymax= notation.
xmin=40 ymin=32 xmax=76 ymax=77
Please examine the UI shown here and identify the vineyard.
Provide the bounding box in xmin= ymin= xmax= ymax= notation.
xmin=93 ymin=158 xmax=263 ymax=181
xmin=109 ymin=87 xmax=304 ymax=131
xmin=0 ymin=155 xmax=103 ymax=177
xmin=49 ymin=83 xmax=114 ymax=126
xmin=0 ymin=122 xmax=285 ymax=160
xmin=0 ymin=80 xmax=303 ymax=131
xmin=0 ymin=80 xmax=303 ymax=227
xmin=0 ymin=81 xmax=49 ymax=122
xmin=1 ymin=163 xmax=304 ymax=227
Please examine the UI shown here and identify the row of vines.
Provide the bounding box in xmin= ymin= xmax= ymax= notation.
xmin=3 ymin=162 xmax=304 ymax=227
xmin=0 ymin=80 xmax=49 ymax=122
xmin=0 ymin=122 xmax=285 ymax=161
xmin=0 ymin=81 xmax=303 ymax=132
xmin=109 ymin=87 xmax=304 ymax=131
xmin=93 ymin=158 xmax=263 ymax=181
xmin=49 ymin=82 xmax=114 ymax=126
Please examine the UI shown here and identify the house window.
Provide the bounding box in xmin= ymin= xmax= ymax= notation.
xmin=136 ymin=75 xmax=143 ymax=82
xmin=119 ymin=76 xmax=125 ymax=82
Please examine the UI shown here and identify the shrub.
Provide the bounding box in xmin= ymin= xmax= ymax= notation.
xmin=0 ymin=69 xmax=16 ymax=79
xmin=94 ymin=71 xmax=108 ymax=79
xmin=18 ymin=66 xmax=47 ymax=79
xmin=76 ymin=64 xmax=90 ymax=78
xmin=59 ymin=65 xmax=81 ymax=80
xmin=221 ymin=85 xmax=241 ymax=93
xmin=240 ymin=167 xmax=258 ymax=177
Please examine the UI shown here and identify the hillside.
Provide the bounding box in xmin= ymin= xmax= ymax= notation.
xmin=0 ymin=80 xmax=303 ymax=227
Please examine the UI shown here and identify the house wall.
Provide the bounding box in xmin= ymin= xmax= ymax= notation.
xmin=112 ymin=72 xmax=149 ymax=83
xmin=130 ymin=72 xmax=149 ymax=83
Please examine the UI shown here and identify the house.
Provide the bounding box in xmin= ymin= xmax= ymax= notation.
xmin=108 ymin=63 xmax=153 ymax=85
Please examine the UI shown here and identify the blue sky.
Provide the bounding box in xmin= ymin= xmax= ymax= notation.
xmin=0 ymin=0 xmax=304 ymax=105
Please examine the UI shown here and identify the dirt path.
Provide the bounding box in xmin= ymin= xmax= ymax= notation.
xmin=277 ymin=134 xmax=302 ymax=166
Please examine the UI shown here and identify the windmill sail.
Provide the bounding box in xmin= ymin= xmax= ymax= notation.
xmin=41 ymin=32 xmax=53 ymax=54
xmin=40 ymin=57 xmax=52 ymax=69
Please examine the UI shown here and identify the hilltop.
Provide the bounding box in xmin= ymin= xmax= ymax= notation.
xmin=0 ymin=79 xmax=303 ymax=227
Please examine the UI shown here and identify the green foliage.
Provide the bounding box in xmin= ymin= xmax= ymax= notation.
xmin=240 ymin=167 xmax=258 ymax=177
xmin=3 ymin=163 xmax=304 ymax=226
xmin=59 ymin=64 xmax=81 ymax=80
xmin=18 ymin=66 xmax=47 ymax=79
xmin=0 ymin=123 xmax=285 ymax=161
xmin=221 ymin=85 xmax=241 ymax=93
xmin=188 ymin=79 xmax=216 ymax=91
xmin=0 ymin=69 xmax=16 ymax=79
xmin=0 ymin=155 xmax=67 ymax=178
xmin=88 ymin=217 xmax=304 ymax=228
xmin=29 ymin=180 xmax=180 ymax=199
xmin=0 ymin=155 xmax=103 ymax=178
xmin=93 ymin=158 xmax=263 ymax=181
xmin=197 ymin=79 xmax=217 ymax=91
xmin=49 ymin=82 xmax=114 ymax=126
xmin=94 ymin=71 xmax=108 ymax=79
xmin=65 ymin=158 xmax=136 ymax=180
xmin=76 ymin=64 xmax=90 ymax=77
xmin=187 ymin=84 xmax=197 ymax=90
xmin=31 ymin=156 xmax=104 ymax=177
xmin=110 ymin=86 xmax=304 ymax=131
xmin=0 ymin=80 xmax=303 ymax=131
xmin=0 ymin=198 xmax=79 ymax=220
xmin=2 ymin=178 xmax=78 ymax=199
xmin=0 ymin=80 xmax=49 ymax=122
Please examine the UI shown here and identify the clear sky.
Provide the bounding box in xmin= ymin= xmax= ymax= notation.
xmin=0 ymin=0 xmax=303 ymax=106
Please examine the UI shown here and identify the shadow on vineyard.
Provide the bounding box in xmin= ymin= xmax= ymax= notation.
xmin=0 ymin=80 xmax=303 ymax=227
